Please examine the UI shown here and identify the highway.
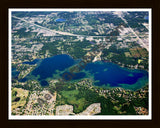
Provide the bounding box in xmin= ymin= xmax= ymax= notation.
xmin=118 ymin=15 xmax=149 ymax=51
xmin=12 ymin=16 xmax=107 ymax=38
xmin=13 ymin=15 xmax=149 ymax=51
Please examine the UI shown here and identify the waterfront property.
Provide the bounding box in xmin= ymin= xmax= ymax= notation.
xmin=14 ymin=54 xmax=148 ymax=90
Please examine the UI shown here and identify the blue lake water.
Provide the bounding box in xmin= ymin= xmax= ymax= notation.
xmin=23 ymin=59 xmax=40 ymax=65
xmin=55 ymin=19 xmax=66 ymax=22
xmin=84 ymin=62 xmax=148 ymax=89
xmin=144 ymin=16 xmax=149 ymax=21
xmin=12 ymin=67 xmax=20 ymax=79
xmin=30 ymin=54 xmax=75 ymax=86
xmin=14 ymin=54 xmax=148 ymax=90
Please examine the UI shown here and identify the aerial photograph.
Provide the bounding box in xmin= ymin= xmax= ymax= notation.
xmin=9 ymin=9 xmax=151 ymax=119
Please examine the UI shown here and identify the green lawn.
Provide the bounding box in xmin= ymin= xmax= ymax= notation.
xmin=60 ymin=90 xmax=88 ymax=113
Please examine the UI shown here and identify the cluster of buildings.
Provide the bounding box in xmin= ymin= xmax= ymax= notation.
xmin=56 ymin=103 xmax=101 ymax=116
xmin=134 ymin=107 xmax=148 ymax=115
xmin=77 ymin=103 xmax=101 ymax=115
xmin=24 ymin=90 xmax=56 ymax=115
xmin=18 ymin=64 xmax=37 ymax=79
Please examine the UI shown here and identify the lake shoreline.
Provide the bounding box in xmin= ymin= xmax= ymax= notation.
xmin=12 ymin=54 xmax=148 ymax=90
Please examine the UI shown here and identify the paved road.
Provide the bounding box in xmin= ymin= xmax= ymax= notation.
xmin=12 ymin=16 xmax=107 ymax=38
xmin=13 ymin=15 xmax=148 ymax=50
xmin=118 ymin=15 xmax=149 ymax=51
xmin=12 ymin=16 xmax=79 ymax=36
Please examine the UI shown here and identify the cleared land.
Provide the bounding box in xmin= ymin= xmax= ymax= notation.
xmin=12 ymin=88 xmax=29 ymax=110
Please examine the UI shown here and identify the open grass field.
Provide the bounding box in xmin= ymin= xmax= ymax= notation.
xmin=137 ymin=48 xmax=148 ymax=58
xmin=129 ymin=48 xmax=141 ymax=58
xmin=60 ymin=90 xmax=88 ymax=113
xmin=124 ymin=52 xmax=131 ymax=57
xmin=12 ymin=88 xmax=29 ymax=110
xmin=129 ymin=47 xmax=148 ymax=58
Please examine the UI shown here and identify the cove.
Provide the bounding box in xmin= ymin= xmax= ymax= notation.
xmin=12 ymin=67 xmax=20 ymax=79
xmin=23 ymin=59 xmax=40 ymax=65
xmin=31 ymin=54 xmax=75 ymax=86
